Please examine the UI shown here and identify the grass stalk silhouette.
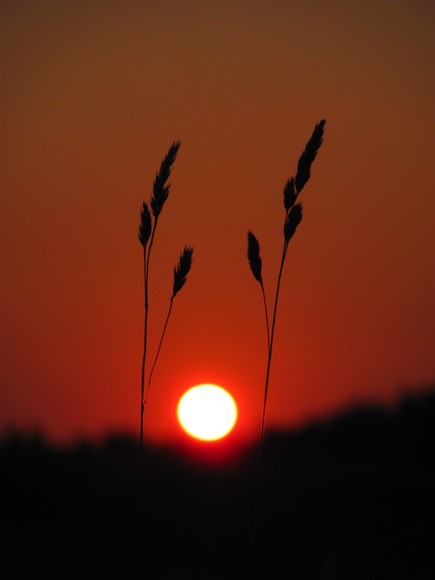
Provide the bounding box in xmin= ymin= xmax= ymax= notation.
xmin=138 ymin=141 xmax=193 ymax=450
xmin=145 ymin=247 xmax=193 ymax=406
xmin=247 ymin=119 xmax=326 ymax=547
xmin=247 ymin=232 xmax=271 ymax=350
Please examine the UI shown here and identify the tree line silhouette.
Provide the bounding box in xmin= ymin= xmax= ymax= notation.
xmin=2 ymin=388 xmax=434 ymax=579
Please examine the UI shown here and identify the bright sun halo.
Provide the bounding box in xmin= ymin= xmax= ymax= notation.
xmin=177 ymin=384 xmax=238 ymax=441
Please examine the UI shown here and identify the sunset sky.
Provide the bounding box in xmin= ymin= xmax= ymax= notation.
xmin=1 ymin=0 xmax=434 ymax=445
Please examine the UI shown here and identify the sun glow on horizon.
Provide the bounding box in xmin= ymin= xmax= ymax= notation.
xmin=177 ymin=384 xmax=238 ymax=441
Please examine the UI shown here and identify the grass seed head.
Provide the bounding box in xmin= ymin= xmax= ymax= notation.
xmin=284 ymin=202 xmax=303 ymax=242
xmin=151 ymin=140 xmax=181 ymax=218
xmin=173 ymin=246 xmax=194 ymax=297
xmin=283 ymin=177 xmax=297 ymax=211
xmin=138 ymin=202 xmax=152 ymax=247
xmin=247 ymin=231 xmax=263 ymax=284
xmin=295 ymin=119 xmax=326 ymax=194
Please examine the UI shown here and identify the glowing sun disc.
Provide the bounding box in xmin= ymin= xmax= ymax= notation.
xmin=177 ymin=384 xmax=238 ymax=441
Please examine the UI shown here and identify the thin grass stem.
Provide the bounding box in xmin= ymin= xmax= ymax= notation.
xmin=144 ymin=295 xmax=174 ymax=408
xmin=139 ymin=247 xmax=147 ymax=450
xmin=248 ymin=120 xmax=326 ymax=558
xmin=259 ymin=240 xmax=288 ymax=445
xmin=139 ymin=218 xmax=160 ymax=450
xmin=251 ymin=240 xmax=287 ymax=553
xmin=260 ymin=281 xmax=271 ymax=352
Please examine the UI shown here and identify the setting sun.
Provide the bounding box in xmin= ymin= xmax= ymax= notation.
xmin=177 ymin=384 xmax=238 ymax=441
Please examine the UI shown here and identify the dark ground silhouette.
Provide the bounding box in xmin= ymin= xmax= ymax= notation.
xmin=2 ymin=389 xmax=434 ymax=579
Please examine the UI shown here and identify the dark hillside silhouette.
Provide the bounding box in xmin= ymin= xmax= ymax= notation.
xmin=2 ymin=388 xmax=434 ymax=579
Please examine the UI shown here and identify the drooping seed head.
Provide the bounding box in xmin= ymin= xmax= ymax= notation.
xmin=284 ymin=202 xmax=303 ymax=243
xmin=283 ymin=177 xmax=297 ymax=211
xmin=173 ymin=246 xmax=193 ymax=297
xmin=138 ymin=202 xmax=152 ymax=247
xmin=247 ymin=231 xmax=263 ymax=284
xmin=295 ymin=119 xmax=326 ymax=194
xmin=151 ymin=140 xmax=181 ymax=218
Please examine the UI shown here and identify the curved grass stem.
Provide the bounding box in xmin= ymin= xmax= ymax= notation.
xmin=144 ymin=295 xmax=174 ymax=408
xmin=140 ymin=218 xmax=159 ymax=451
xmin=252 ymin=241 xmax=288 ymax=551
xmin=260 ymin=281 xmax=271 ymax=352
xmin=249 ymin=120 xmax=326 ymax=562
xmin=259 ymin=241 xmax=288 ymax=447
xmin=139 ymin=247 xmax=147 ymax=449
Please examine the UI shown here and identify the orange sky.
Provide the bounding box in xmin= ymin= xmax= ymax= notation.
xmin=1 ymin=0 xmax=434 ymax=444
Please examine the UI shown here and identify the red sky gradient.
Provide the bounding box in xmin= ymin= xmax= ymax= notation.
xmin=1 ymin=0 xmax=434 ymax=445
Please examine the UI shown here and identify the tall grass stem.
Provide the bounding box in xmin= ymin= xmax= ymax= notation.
xmin=247 ymin=119 xmax=326 ymax=555
xmin=144 ymin=296 xmax=174 ymax=408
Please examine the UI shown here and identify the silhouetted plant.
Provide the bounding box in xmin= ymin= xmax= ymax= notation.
xmin=247 ymin=231 xmax=270 ymax=349
xmin=247 ymin=119 xmax=326 ymax=544
xmin=138 ymin=142 xmax=193 ymax=450
xmin=145 ymin=246 xmax=193 ymax=405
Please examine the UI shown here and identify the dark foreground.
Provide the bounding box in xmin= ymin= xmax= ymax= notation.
xmin=2 ymin=390 xmax=435 ymax=579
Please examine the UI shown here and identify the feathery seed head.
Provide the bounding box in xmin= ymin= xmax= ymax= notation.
xmin=295 ymin=119 xmax=326 ymax=194
xmin=283 ymin=177 xmax=297 ymax=211
xmin=151 ymin=140 xmax=181 ymax=218
xmin=173 ymin=246 xmax=193 ymax=297
xmin=247 ymin=231 xmax=263 ymax=284
xmin=284 ymin=202 xmax=303 ymax=242
xmin=138 ymin=202 xmax=152 ymax=246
